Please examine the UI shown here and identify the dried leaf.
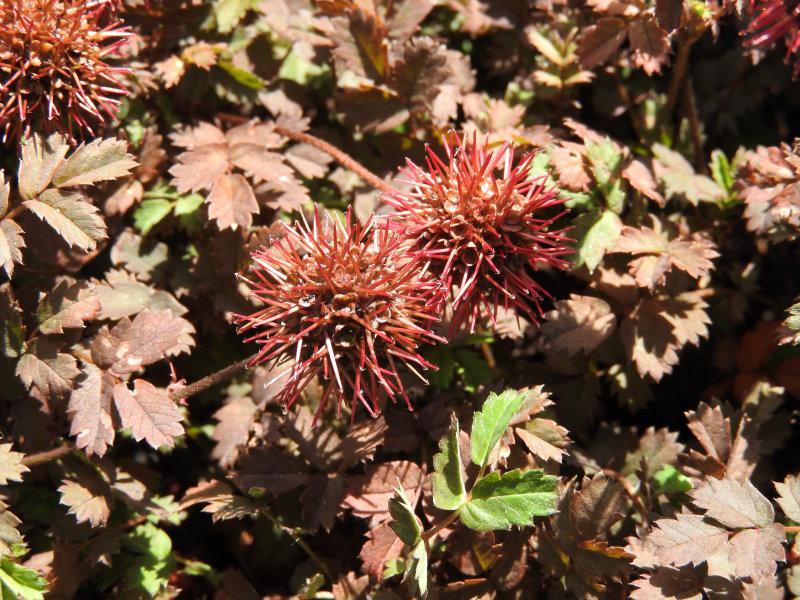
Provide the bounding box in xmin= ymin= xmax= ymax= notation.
xmin=541 ymin=294 xmax=616 ymax=355
xmin=232 ymin=447 xmax=310 ymax=497
xmin=16 ymin=338 xmax=80 ymax=396
xmin=59 ymin=479 xmax=111 ymax=528
xmin=637 ymin=513 xmax=729 ymax=567
xmin=68 ymin=364 xmax=116 ymax=457
xmin=577 ymin=17 xmax=628 ymax=70
xmin=727 ymin=524 xmax=785 ymax=581
xmin=0 ymin=219 xmax=24 ymax=278
xmin=0 ymin=443 xmax=28 ymax=485
xmin=112 ymin=380 xmax=184 ymax=450
xmin=628 ymin=14 xmax=670 ymax=75
xmin=91 ymin=310 xmax=193 ymax=375
xmin=343 ymin=460 xmax=424 ymax=525
xmin=206 ymin=173 xmax=259 ymax=231
xmin=690 ymin=477 xmax=774 ymax=529
xmin=775 ymin=475 xmax=800 ymax=522
xmin=36 ymin=281 xmax=100 ymax=335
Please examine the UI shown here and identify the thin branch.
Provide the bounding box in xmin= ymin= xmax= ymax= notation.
xmin=666 ymin=35 xmax=693 ymax=111
xmin=682 ymin=78 xmax=705 ymax=172
xmin=169 ymin=353 xmax=258 ymax=403
xmin=259 ymin=508 xmax=332 ymax=581
xmin=422 ymin=509 xmax=461 ymax=542
xmin=273 ymin=126 xmax=396 ymax=195
xmin=785 ymin=526 xmax=800 ymax=534
xmin=21 ymin=443 xmax=74 ymax=466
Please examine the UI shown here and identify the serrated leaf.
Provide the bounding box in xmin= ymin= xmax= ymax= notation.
xmin=213 ymin=0 xmax=256 ymax=33
xmin=0 ymin=503 xmax=23 ymax=559
xmin=58 ymin=479 xmax=111 ymax=528
xmin=640 ymin=513 xmax=729 ymax=567
xmin=18 ymin=133 xmax=69 ymax=201
xmin=0 ymin=285 xmax=24 ymax=358
xmin=775 ymin=475 xmax=800 ymax=523
xmin=217 ymin=60 xmax=265 ymax=90
xmin=0 ymin=444 xmax=28 ymax=485
xmin=653 ymin=465 xmax=693 ymax=495
xmin=388 ymin=486 xmax=422 ymax=547
xmin=404 ymin=540 xmax=428 ymax=598
xmin=470 ymin=389 xmax=528 ymax=467
xmin=0 ymin=172 xmax=8 ymax=216
xmin=541 ymin=294 xmax=616 ymax=356
xmin=572 ymin=210 xmax=622 ymax=272
xmin=0 ymin=219 xmax=24 ymax=279
xmin=727 ymin=524 xmax=785 ymax=581
xmin=68 ymin=364 xmax=116 ymax=457
xmin=133 ymin=198 xmax=173 ymax=235
xmin=458 ymin=469 xmax=558 ymax=531
xmin=23 ymin=189 xmax=106 ymax=251
xmin=113 ymin=380 xmax=184 ymax=450
xmin=689 ymin=477 xmax=773 ymax=529
xmin=91 ymin=309 xmax=193 ymax=375
xmin=431 ymin=415 xmax=467 ymax=511
xmin=0 ymin=558 xmax=47 ymax=600
xmin=15 ymin=338 xmax=80 ymax=396
xmin=652 ymin=144 xmax=725 ymax=205
xmin=52 ymin=138 xmax=137 ymax=188
xmin=36 ymin=281 xmax=100 ymax=335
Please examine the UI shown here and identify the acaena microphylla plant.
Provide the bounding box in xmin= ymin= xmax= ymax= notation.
xmin=235 ymin=209 xmax=446 ymax=420
xmin=0 ymin=0 xmax=130 ymax=141
xmin=382 ymin=131 xmax=573 ymax=332
xmin=744 ymin=0 xmax=800 ymax=75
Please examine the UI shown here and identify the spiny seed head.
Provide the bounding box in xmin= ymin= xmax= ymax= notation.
xmin=382 ymin=131 xmax=572 ymax=332
xmin=235 ymin=209 xmax=444 ymax=421
xmin=744 ymin=0 xmax=800 ymax=77
xmin=0 ymin=0 xmax=131 ymax=142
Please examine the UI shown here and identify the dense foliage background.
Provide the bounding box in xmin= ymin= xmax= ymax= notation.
xmin=2 ymin=0 xmax=800 ymax=598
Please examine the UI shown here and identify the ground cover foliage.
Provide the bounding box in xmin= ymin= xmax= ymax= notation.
xmin=2 ymin=0 xmax=800 ymax=598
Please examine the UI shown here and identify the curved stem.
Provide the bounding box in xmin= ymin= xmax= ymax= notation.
xmin=273 ymin=126 xmax=396 ymax=195
xmin=422 ymin=508 xmax=461 ymax=542
xmin=169 ymin=353 xmax=258 ymax=403
xmin=21 ymin=443 xmax=74 ymax=466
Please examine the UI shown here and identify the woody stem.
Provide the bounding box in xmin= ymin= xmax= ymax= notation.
xmin=169 ymin=353 xmax=259 ymax=403
xmin=273 ymin=126 xmax=395 ymax=195
xmin=21 ymin=354 xmax=259 ymax=467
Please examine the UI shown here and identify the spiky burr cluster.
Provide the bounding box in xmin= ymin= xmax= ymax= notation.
xmin=382 ymin=131 xmax=572 ymax=332
xmin=745 ymin=0 xmax=800 ymax=76
xmin=235 ymin=210 xmax=444 ymax=419
xmin=0 ymin=0 xmax=130 ymax=141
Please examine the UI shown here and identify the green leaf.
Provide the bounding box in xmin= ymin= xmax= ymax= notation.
xmin=388 ymin=487 xmax=421 ymax=547
xmin=470 ymin=389 xmax=527 ymax=468
xmin=52 ymin=138 xmax=137 ymax=188
xmin=571 ymin=209 xmax=622 ymax=272
xmin=454 ymin=348 xmax=492 ymax=393
xmin=123 ymin=523 xmax=172 ymax=562
xmin=653 ymin=464 xmax=693 ymax=495
xmin=217 ymin=60 xmax=265 ymax=90
xmin=0 ymin=558 xmax=47 ymax=600
xmin=119 ymin=523 xmax=174 ymax=596
xmin=23 ymin=189 xmax=107 ymax=251
xmin=173 ymin=193 xmax=204 ymax=217
xmin=458 ymin=469 xmax=558 ymax=531
xmin=431 ymin=415 xmax=467 ymax=511
xmin=382 ymin=558 xmax=405 ymax=580
xmin=133 ymin=198 xmax=173 ymax=235
xmin=425 ymin=346 xmax=455 ymax=388
xmin=586 ymin=139 xmax=623 ymax=191
xmin=17 ymin=133 xmax=69 ymax=201
xmin=709 ymin=149 xmax=734 ymax=193
xmin=403 ymin=540 xmax=428 ymax=598
xmin=213 ymin=0 xmax=255 ymax=32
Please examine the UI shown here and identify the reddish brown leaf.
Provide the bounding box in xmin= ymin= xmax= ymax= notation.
xmin=577 ymin=18 xmax=628 ymax=70
xmin=112 ymin=379 xmax=184 ymax=450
